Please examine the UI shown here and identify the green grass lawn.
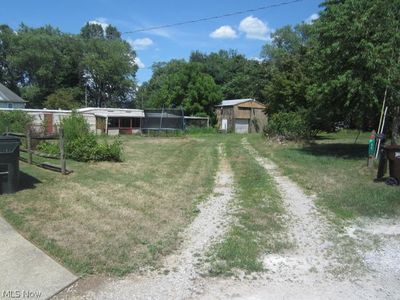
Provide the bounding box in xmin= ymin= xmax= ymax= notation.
xmin=2 ymin=130 xmax=398 ymax=278
xmin=247 ymin=130 xmax=400 ymax=219
xmin=208 ymin=135 xmax=289 ymax=276
xmin=0 ymin=135 xmax=219 ymax=276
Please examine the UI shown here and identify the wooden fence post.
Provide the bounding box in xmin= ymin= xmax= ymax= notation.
xmin=59 ymin=128 xmax=66 ymax=175
xmin=27 ymin=129 xmax=32 ymax=165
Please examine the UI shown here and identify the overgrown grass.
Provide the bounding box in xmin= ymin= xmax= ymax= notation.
xmin=185 ymin=127 xmax=217 ymax=135
xmin=0 ymin=135 xmax=219 ymax=276
xmin=208 ymin=135 xmax=289 ymax=276
xmin=247 ymin=130 xmax=400 ymax=219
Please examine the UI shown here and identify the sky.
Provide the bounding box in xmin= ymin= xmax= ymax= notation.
xmin=0 ymin=0 xmax=322 ymax=83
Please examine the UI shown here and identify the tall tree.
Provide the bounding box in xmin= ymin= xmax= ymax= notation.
xmin=80 ymin=23 xmax=104 ymax=39
xmin=81 ymin=37 xmax=137 ymax=107
xmin=189 ymin=49 xmax=268 ymax=103
xmin=261 ymin=24 xmax=311 ymax=115
xmin=308 ymin=0 xmax=400 ymax=138
xmin=0 ymin=24 xmax=19 ymax=91
xmin=105 ymin=25 xmax=121 ymax=40
xmin=138 ymin=60 xmax=222 ymax=116
xmin=10 ymin=25 xmax=83 ymax=107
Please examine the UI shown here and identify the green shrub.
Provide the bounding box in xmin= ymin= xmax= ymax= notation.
xmin=66 ymin=134 xmax=97 ymax=162
xmin=0 ymin=111 xmax=33 ymax=134
xmin=60 ymin=111 xmax=90 ymax=141
xmin=35 ymin=112 xmax=124 ymax=162
xmin=66 ymin=134 xmax=122 ymax=162
xmin=90 ymin=137 xmax=122 ymax=162
xmin=36 ymin=141 xmax=59 ymax=155
xmin=264 ymin=111 xmax=316 ymax=140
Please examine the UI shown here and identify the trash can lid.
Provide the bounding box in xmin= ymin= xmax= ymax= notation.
xmin=0 ymin=135 xmax=21 ymax=143
xmin=0 ymin=135 xmax=20 ymax=154
xmin=384 ymin=144 xmax=400 ymax=151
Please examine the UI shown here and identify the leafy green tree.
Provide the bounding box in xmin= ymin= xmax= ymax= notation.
xmin=0 ymin=22 xmax=137 ymax=109
xmin=10 ymin=25 xmax=83 ymax=107
xmin=44 ymin=87 xmax=82 ymax=109
xmin=138 ymin=60 xmax=222 ymax=116
xmin=308 ymin=0 xmax=400 ymax=139
xmin=0 ymin=24 xmax=19 ymax=91
xmin=81 ymin=37 xmax=137 ymax=107
xmin=261 ymin=24 xmax=311 ymax=115
xmin=80 ymin=23 xmax=104 ymax=39
xmin=105 ymin=25 xmax=121 ymax=40
xmin=189 ymin=49 xmax=268 ymax=103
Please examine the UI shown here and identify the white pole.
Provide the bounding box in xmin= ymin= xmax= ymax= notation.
xmin=377 ymin=87 xmax=388 ymax=135
xmin=375 ymin=106 xmax=388 ymax=159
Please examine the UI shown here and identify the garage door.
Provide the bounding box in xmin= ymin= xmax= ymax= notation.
xmin=235 ymin=119 xmax=249 ymax=134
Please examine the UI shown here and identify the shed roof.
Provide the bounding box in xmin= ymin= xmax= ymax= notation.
xmin=217 ymin=99 xmax=254 ymax=107
xmin=216 ymin=98 xmax=265 ymax=108
xmin=0 ymin=83 xmax=27 ymax=103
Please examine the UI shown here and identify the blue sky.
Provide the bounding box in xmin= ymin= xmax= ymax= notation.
xmin=0 ymin=0 xmax=322 ymax=83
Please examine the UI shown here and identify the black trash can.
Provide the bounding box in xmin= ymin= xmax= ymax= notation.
xmin=0 ymin=136 xmax=20 ymax=194
xmin=384 ymin=144 xmax=400 ymax=183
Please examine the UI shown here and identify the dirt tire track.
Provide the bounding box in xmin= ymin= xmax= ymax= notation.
xmin=196 ymin=138 xmax=400 ymax=300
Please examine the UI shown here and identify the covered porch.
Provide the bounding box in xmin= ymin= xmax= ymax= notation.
xmin=93 ymin=110 xmax=144 ymax=135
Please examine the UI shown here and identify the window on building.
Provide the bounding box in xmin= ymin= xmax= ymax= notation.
xmin=8 ymin=103 xmax=13 ymax=108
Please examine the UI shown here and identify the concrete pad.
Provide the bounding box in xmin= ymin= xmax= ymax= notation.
xmin=0 ymin=217 xmax=78 ymax=300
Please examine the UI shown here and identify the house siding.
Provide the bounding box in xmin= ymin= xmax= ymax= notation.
xmin=0 ymin=102 xmax=26 ymax=109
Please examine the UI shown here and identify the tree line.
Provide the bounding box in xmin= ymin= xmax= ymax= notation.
xmin=1 ymin=0 xmax=399 ymax=139
xmin=0 ymin=22 xmax=137 ymax=109
xmin=139 ymin=0 xmax=399 ymax=139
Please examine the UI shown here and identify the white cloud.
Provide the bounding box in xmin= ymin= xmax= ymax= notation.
xmin=128 ymin=37 xmax=154 ymax=50
xmin=134 ymin=57 xmax=145 ymax=69
xmin=210 ymin=25 xmax=237 ymax=39
xmin=306 ymin=13 xmax=319 ymax=24
xmin=88 ymin=17 xmax=109 ymax=31
xmin=239 ymin=16 xmax=272 ymax=41
xmin=250 ymin=57 xmax=263 ymax=63
xmin=148 ymin=28 xmax=172 ymax=38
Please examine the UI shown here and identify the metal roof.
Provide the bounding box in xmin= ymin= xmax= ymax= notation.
xmin=0 ymin=83 xmax=27 ymax=103
xmin=216 ymin=98 xmax=255 ymax=107
xmin=77 ymin=107 xmax=145 ymax=118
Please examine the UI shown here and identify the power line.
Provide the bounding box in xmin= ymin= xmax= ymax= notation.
xmin=122 ymin=0 xmax=304 ymax=34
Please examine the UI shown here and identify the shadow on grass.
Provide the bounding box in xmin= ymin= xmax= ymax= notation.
xmin=299 ymin=143 xmax=367 ymax=159
xmin=18 ymin=171 xmax=41 ymax=191
xmin=314 ymin=135 xmax=335 ymax=141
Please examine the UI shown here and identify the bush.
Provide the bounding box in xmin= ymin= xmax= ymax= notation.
xmin=60 ymin=111 xmax=90 ymax=141
xmin=66 ymin=134 xmax=122 ymax=162
xmin=0 ymin=111 xmax=32 ymax=134
xmin=36 ymin=141 xmax=59 ymax=155
xmin=264 ymin=111 xmax=317 ymax=141
xmin=38 ymin=112 xmax=123 ymax=162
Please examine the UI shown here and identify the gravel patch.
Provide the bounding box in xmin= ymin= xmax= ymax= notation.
xmin=196 ymin=139 xmax=400 ymax=300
